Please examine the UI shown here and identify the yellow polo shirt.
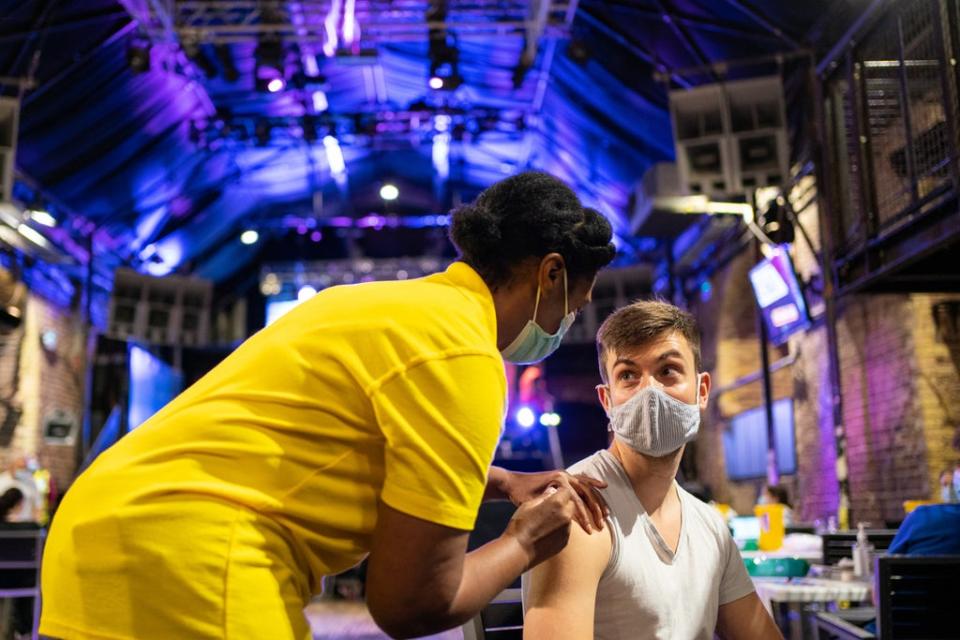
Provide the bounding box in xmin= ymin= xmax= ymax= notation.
xmin=41 ymin=262 xmax=506 ymax=639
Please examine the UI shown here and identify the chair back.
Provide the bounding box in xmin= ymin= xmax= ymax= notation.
xmin=821 ymin=530 xmax=898 ymax=565
xmin=463 ymin=504 xmax=523 ymax=639
xmin=0 ymin=523 xmax=45 ymax=640
xmin=876 ymin=555 xmax=959 ymax=639
xmin=462 ymin=588 xmax=523 ymax=640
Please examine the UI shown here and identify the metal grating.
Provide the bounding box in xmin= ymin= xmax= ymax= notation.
xmin=822 ymin=0 xmax=960 ymax=274
xmin=900 ymin=0 xmax=951 ymax=202
xmin=859 ymin=13 xmax=913 ymax=226
xmin=827 ymin=77 xmax=865 ymax=249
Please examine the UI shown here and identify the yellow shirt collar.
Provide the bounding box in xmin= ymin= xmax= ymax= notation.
xmin=442 ymin=261 xmax=498 ymax=346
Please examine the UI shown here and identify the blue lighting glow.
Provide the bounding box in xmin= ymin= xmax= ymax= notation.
xmin=539 ymin=412 xmax=561 ymax=427
xmin=312 ymin=90 xmax=329 ymax=112
xmin=433 ymin=132 xmax=450 ymax=180
xmin=700 ymin=280 xmax=713 ymax=302
xmin=128 ymin=344 xmax=183 ymax=430
xmin=323 ymin=135 xmax=346 ymax=176
xmin=516 ymin=407 xmax=536 ymax=429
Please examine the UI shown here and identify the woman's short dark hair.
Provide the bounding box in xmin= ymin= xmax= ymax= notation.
xmin=449 ymin=172 xmax=616 ymax=287
xmin=0 ymin=486 xmax=23 ymax=519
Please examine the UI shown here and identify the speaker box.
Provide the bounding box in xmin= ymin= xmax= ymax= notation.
xmin=670 ymin=76 xmax=789 ymax=197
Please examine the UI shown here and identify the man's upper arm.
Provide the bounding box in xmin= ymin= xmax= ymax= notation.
xmin=716 ymin=592 xmax=783 ymax=640
xmin=522 ymin=519 xmax=611 ymax=639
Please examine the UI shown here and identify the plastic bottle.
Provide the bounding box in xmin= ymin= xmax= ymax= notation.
xmin=853 ymin=523 xmax=874 ymax=578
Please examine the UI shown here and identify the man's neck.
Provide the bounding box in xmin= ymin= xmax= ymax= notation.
xmin=609 ymin=440 xmax=683 ymax=516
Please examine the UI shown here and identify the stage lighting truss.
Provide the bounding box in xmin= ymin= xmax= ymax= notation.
xmin=162 ymin=1 xmax=573 ymax=45
xmin=123 ymin=1 xmax=577 ymax=120
xmin=260 ymin=256 xmax=450 ymax=298
xmin=187 ymin=106 xmax=528 ymax=149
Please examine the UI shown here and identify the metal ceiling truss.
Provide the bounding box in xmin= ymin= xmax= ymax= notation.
xmin=128 ymin=1 xmax=574 ymax=44
xmin=191 ymin=104 xmax=527 ymax=149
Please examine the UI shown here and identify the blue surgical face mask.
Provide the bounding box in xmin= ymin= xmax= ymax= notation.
xmin=942 ymin=484 xmax=954 ymax=503
xmin=500 ymin=270 xmax=575 ymax=365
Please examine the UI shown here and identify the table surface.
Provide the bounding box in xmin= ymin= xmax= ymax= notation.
xmin=741 ymin=549 xmax=823 ymax=561
xmin=752 ymin=577 xmax=871 ymax=603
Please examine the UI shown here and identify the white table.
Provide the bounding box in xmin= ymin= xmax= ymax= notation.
xmin=752 ymin=577 xmax=871 ymax=640
xmin=741 ymin=549 xmax=823 ymax=561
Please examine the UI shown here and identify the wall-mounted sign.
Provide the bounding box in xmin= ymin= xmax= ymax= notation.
xmin=43 ymin=408 xmax=78 ymax=445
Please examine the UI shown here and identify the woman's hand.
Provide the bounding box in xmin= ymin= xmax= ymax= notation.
xmin=490 ymin=467 xmax=608 ymax=533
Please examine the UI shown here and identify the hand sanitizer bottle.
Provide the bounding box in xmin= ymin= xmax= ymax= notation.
xmin=853 ymin=523 xmax=874 ymax=578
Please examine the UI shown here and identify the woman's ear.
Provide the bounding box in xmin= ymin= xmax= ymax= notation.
xmin=537 ymin=253 xmax=566 ymax=290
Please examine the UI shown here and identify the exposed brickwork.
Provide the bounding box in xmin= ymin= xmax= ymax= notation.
xmin=837 ymin=295 xmax=928 ymax=525
xmin=1 ymin=285 xmax=86 ymax=495
xmin=695 ymin=186 xmax=960 ymax=526
xmin=913 ymin=295 xmax=960 ymax=496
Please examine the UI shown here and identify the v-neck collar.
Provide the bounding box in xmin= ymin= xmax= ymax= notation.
xmin=599 ymin=449 xmax=686 ymax=563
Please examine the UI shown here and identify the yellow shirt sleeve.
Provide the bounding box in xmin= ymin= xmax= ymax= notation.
xmin=371 ymin=353 xmax=505 ymax=531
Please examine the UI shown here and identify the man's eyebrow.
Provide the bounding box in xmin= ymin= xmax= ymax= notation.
xmin=657 ymin=350 xmax=684 ymax=362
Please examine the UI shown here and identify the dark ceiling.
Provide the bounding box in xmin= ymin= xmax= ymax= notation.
xmin=0 ymin=0 xmax=865 ymax=294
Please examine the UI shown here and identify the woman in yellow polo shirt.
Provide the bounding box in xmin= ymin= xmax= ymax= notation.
xmin=40 ymin=171 xmax=616 ymax=639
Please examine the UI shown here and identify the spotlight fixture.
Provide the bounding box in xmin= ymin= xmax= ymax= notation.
xmin=379 ymin=184 xmax=399 ymax=201
xmin=240 ymin=230 xmax=260 ymax=245
xmin=567 ymin=39 xmax=590 ymax=66
xmin=323 ymin=135 xmax=346 ymax=176
xmin=539 ymin=412 xmax=561 ymax=427
xmin=255 ymin=119 xmax=272 ymax=146
xmin=428 ymin=48 xmax=463 ymax=91
xmin=516 ymin=407 xmax=536 ymax=429
xmin=302 ymin=115 xmax=319 ymax=143
xmin=182 ymin=38 xmax=218 ymax=79
xmin=127 ymin=38 xmax=151 ymax=73
xmin=255 ymin=34 xmax=287 ymax=92
xmin=27 ymin=209 xmax=56 ymax=227
xmin=426 ymin=8 xmax=462 ymax=91
xmin=214 ymin=44 xmax=239 ymax=83
xmin=297 ymin=285 xmax=317 ymax=301
xmin=312 ymin=90 xmax=329 ymax=112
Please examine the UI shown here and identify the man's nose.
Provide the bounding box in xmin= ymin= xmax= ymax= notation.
xmin=636 ymin=376 xmax=664 ymax=391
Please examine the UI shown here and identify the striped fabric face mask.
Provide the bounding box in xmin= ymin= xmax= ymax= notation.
xmin=606 ymin=380 xmax=702 ymax=457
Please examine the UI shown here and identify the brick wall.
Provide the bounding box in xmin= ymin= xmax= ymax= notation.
xmin=837 ymin=295 xmax=928 ymax=524
xmin=693 ymin=250 xmax=801 ymax=516
xmin=913 ymin=296 xmax=960 ymax=495
xmin=0 ymin=278 xmax=87 ymax=494
xmin=695 ymin=182 xmax=960 ymax=526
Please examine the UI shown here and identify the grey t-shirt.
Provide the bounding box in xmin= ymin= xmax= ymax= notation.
xmin=523 ymin=449 xmax=755 ymax=640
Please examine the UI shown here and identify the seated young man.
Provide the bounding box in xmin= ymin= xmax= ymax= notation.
xmin=522 ymin=300 xmax=782 ymax=640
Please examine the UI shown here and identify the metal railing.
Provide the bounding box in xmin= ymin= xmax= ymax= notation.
xmin=819 ymin=0 xmax=960 ymax=293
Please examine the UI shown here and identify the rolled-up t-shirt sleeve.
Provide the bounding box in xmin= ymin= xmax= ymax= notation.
xmin=718 ymin=530 xmax=756 ymax=605
xmin=371 ymin=353 xmax=505 ymax=531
